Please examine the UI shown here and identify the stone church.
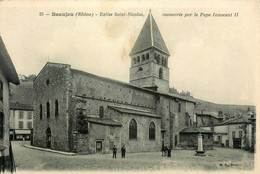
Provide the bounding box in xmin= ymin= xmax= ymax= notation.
xmin=33 ymin=12 xmax=196 ymax=154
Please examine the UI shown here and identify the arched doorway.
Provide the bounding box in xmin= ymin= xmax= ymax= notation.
xmin=46 ymin=127 xmax=51 ymax=148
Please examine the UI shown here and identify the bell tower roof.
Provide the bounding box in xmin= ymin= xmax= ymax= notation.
xmin=130 ymin=11 xmax=170 ymax=56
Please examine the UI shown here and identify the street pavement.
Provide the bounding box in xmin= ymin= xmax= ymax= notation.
xmin=11 ymin=141 xmax=254 ymax=172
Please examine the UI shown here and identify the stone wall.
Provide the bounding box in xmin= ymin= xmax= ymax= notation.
xmin=74 ymin=123 xmax=121 ymax=154
xmin=33 ymin=63 xmax=71 ymax=151
xmin=71 ymin=70 xmax=157 ymax=110
xmin=107 ymin=109 xmax=161 ymax=153
xmin=0 ymin=67 xmax=10 ymax=156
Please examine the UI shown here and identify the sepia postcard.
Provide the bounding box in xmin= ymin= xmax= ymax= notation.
xmin=0 ymin=0 xmax=259 ymax=174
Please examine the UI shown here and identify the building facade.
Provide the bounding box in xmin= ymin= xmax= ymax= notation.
xmin=195 ymin=111 xmax=223 ymax=127
xmin=10 ymin=103 xmax=33 ymax=141
xmin=203 ymin=115 xmax=254 ymax=150
xmin=0 ymin=35 xmax=19 ymax=170
xmin=9 ymin=81 xmax=34 ymax=141
xmin=33 ymin=12 xmax=196 ymax=154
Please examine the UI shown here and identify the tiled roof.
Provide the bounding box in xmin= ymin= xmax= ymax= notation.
xmin=86 ymin=116 xmax=122 ymax=127
xmin=215 ymin=116 xmax=249 ymax=126
xmin=196 ymin=112 xmax=223 ymax=120
xmin=130 ymin=12 xmax=170 ymax=56
xmin=108 ymin=105 xmax=160 ymax=118
xmin=180 ymin=126 xmax=214 ymax=134
xmin=0 ymin=36 xmax=19 ymax=85
xmin=10 ymin=102 xmax=33 ymax=110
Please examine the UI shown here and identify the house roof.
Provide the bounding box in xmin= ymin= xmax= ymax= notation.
xmin=86 ymin=116 xmax=122 ymax=127
xmin=0 ymin=36 xmax=19 ymax=85
xmin=215 ymin=116 xmax=249 ymax=126
xmin=180 ymin=126 xmax=214 ymax=134
xmin=10 ymin=102 xmax=33 ymax=111
xmin=196 ymin=112 xmax=223 ymax=120
xmin=130 ymin=11 xmax=170 ymax=56
xmin=108 ymin=105 xmax=160 ymax=118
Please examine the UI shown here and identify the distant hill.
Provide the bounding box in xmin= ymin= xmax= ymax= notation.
xmin=194 ymin=98 xmax=256 ymax=119
xmin=9 ymin=81 xmax=33 ymax=106
xmin=169 ymin=87 xmax=255 ymax=119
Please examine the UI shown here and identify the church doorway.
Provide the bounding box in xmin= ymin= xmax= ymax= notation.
xmin=96 ymin=141 xmax=102 ymax=153
xmin=233 ymin=138 xmax=242 ymax=149
xmin=46 ymin=127 xmax=51 ymax=149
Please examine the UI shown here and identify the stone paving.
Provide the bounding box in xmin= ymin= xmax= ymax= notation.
xmin=12 ymin=141 xmax=255 ymax=172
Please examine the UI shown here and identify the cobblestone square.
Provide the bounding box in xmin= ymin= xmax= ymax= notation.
xmin=12 ymin=141 xmax=254 ymax=172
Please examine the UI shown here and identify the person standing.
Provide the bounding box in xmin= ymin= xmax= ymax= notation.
xmin=167 ymin=146 xmax=171 ymax=158
xmin=164 ymin=146 xmax=168 ymax=157
xmin=112 ymin=145 xmax=117 ymax=158
xmin=121 ymin=145 xmax=126 ymax=158
xmin=161 ymin=145 xmax=165 ymax=156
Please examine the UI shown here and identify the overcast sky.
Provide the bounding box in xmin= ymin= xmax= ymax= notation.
xmin=0 ymin=1 xmax=259 ymax=105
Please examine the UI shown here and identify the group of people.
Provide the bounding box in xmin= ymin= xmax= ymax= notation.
xmin=112 ymin=145 xmax=126 ymax=158
xmin=112 ymin=144 xmax=171 ymax=158
xmin=162 ymin=145 xmax=171 ymax=157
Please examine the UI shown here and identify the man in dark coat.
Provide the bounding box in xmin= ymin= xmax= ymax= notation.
xmin=121 ymin=145 xmax=126 ymax=158
xmin=162 ymin=145 xmax=165 ymax=156
xmin=112 ymin=145 xmax=117 ymax=158
xmin=167 ymin=146 xmax=171 ymax=158
xmin=164 ymin=146 xmax=168 ymax=157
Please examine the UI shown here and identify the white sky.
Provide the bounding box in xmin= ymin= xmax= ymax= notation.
xmin=0 ymin=1 xmax=259 ymax=105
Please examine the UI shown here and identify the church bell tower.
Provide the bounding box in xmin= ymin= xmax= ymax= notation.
xmin=129 ymin=11 xmax=170 ymax=93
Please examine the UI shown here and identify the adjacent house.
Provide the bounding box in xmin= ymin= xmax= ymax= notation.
xmin=9 ymin=81 xmax=34 ymax=141
xmin=0 ymin=35 xmax=19 ymax=170
xmin=203 ymin=114 xmax=255 ymax=150
xmin=195 ymin=111 xmax=223 ymax=127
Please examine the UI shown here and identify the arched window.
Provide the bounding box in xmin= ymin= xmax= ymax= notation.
xmin=138 ymin=67 xmax=143 ymax=72
xmin=133 ymin=57 xmax=136 ymax=64
xmin=159 ymin=68 xmax=163 ymax=79
xmin=178 ymin=103 xmax=181 ymax=113
xmin=154 ymin=53 xmax=157 ymax=62
xmin=55 ymin=100 xmax=59 ymax=117
xmin=162 ymin=57 xmax=164 ymax=66
xmin=99 ymin=106 xmax=104 ymax=118
xmin=129 ymin=119 xmax=137 ymax=139
xmin=142 ymin=55 xmax=145 ymax=62
xmin=46 ymin=79 xmax=50 ymax=86
xmin=46 ymin=102 xmax=50 ymax=118
xmin=137 ymin=56 xmax=140 ymax=63
xmin=149 ymin=122 xmax=155 ymax=140
xmin=146 ymin=53 xmax=149 ymax=60
xmin=40 ymin=104 xmax=42 ymax=120
xmin=0 ymin=112 xmax=4 ymax=139
xmin=157 ymin=55 xmax=161 ymax=64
